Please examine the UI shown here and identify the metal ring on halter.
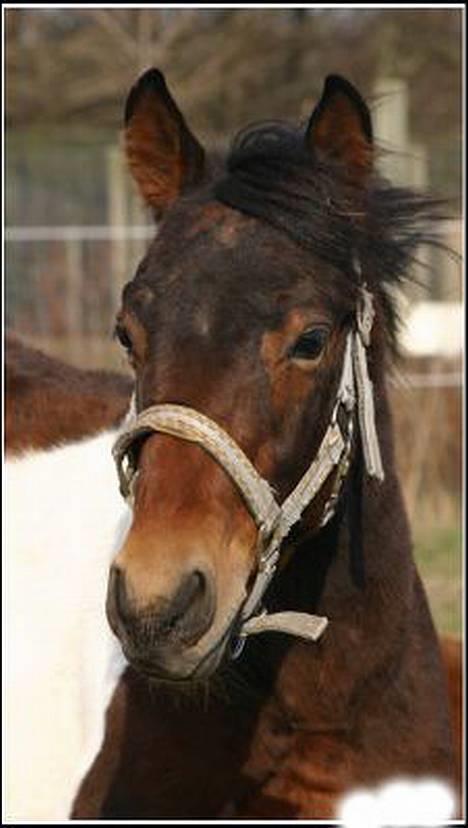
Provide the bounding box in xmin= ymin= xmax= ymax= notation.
xmin=230 ymin=636 xmax=247 ymax=660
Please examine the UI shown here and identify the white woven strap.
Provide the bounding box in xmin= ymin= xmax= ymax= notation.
xmin=241 ymin=610 xmax=328 ymax=641
xmin=353 ymin=285 xmax=385 ymax=481
xmin=273 ymin=421 xmax=346 ymax=545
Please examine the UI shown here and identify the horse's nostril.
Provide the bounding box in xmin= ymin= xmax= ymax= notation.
xmin=107 ymin=565 xmax=130 ymax=628
xmin=166 ymin=568 xmax=215 ymax=647
xmin=174 ymin=570 xmax=206 ymax=617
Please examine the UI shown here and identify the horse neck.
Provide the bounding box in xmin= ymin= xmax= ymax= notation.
xmin=281 ymin=339 xmax=413 ymax=606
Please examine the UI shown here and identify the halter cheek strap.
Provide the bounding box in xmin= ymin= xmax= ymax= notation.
xmin=112 ymin=285 xmax=384 ymax=648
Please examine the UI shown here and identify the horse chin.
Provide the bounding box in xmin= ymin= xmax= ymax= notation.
xmin=125 ymin=613 xmax=240 ymax=684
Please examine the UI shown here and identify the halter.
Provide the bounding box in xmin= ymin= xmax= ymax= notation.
xmin=112 ymin=284 xmax=384 ymax=650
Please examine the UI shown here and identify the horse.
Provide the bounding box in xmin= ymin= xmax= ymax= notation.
xmin=5 ymin=68 xmax=462 ymax=818
xmin=5 ymin=335 xmax=142 ymax=818
xmin=76 ymin=68 xmax=460 ymax=819
xmin=5 ymin=332 xmax=132 ymax=454
xmin=5 ymin=419 xmax=131 ymax=820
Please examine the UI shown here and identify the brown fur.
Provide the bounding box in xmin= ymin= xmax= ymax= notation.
xmin=5 ymin=333 xmax=132 ymax=454
xmin=4 ymin=324 xmax=462 ymax=820
xmin=185 ymin=201 xmax=257 ymax=247
xmin=260 ymin=307 xmax=340 ymax=418
xmin=440 ymin=635 xmax=464 ymax=813
xmin=306 ymin=75 xmax=373 ymax=180
xmin=114 ymin=435 xmax=256 ymax=610
xmin=6 ymin=66 xmax=464 ymax=821
xmin=75 ymin=627 xmax=463 ymax=819
xmin=124 ymin=70 xmax=204 ymax=216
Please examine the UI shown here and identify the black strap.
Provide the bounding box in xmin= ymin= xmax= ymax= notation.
xmin=347 ymin=433 xmax=366 ymax=589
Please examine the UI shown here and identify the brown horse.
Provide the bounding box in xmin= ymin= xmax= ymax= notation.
xmin=6 ymin=68 xmax=462 ymax=818
xmin=85 ymin=69 xmax=460 ymax=818
xmin=5 ymin=333 xmax=132 ymax=454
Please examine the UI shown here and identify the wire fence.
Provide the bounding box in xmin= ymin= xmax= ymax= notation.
xmin=5 ymin=221 xmax=463 ymax=339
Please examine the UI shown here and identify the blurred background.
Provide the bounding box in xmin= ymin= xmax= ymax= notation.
xmin=5 ymin=7 xmax=463 ymax=635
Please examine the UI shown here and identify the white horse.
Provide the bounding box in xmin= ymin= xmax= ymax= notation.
xmin=5 ymin=419 xmax=132 ymax=821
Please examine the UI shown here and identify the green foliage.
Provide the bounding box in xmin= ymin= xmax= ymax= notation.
xmin=413 ymin=522 xmax=462 ymax=635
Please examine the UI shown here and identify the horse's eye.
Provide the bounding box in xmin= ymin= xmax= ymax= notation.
xmin=114 ymin=323 xmax=133 ymax=353
xmin=290 ymin=328 xmax=328 ymax=361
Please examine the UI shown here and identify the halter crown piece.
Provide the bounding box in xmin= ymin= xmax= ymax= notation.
xmin=112 ymin=282 xmax=384 ymax=651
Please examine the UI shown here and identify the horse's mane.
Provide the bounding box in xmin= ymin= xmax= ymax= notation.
xmin=215 ymin=121 xmax=450 ymax=353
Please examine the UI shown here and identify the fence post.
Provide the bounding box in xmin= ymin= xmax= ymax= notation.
xmin=373 ymin=77 xmax=434 ymax=302
xmin=129 ymin=182 xmax=149 ymax=265
xmin=65 ymin=236 xmax=84 ymax=335
xmin=433 ymin=220 xmax=462 ymax=301
xmin=373 ymin=77 xmax=410 ymax=186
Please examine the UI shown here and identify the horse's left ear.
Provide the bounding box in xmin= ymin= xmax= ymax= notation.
xmin=124 ymin=68 xmax=205 ymax=216
xmin=305 ymin=75 xmax=373 ymax=179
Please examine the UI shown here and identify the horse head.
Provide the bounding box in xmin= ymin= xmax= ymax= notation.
xmin=106 ymin=69 xmax=434 ymax=682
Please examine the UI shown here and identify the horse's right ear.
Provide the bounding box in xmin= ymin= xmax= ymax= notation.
xmin=305 ymin=75 xmax=373 ymax=180
xmin=124 ymin=69 xmax=205 ymax=216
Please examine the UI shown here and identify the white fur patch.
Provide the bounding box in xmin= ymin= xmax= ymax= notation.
xmin=337 ymin=777 xmax=455 ymax=827
xmin=5 ymin=427 xmax=131 ymax=820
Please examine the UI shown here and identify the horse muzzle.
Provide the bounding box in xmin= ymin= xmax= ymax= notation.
xmin=106 ymin=563 xmax=236 ymax=681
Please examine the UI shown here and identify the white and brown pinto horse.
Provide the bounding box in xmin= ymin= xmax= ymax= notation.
xmin=5 ymin=338 xmax=132 ymax=820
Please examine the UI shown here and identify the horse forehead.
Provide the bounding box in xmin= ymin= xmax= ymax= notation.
xmin=184 ymin=201 xmax=256 ymax=247
xmin=137 ymin=202 xmax=264 ymax=302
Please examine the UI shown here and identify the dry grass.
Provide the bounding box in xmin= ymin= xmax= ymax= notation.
xmin=390 ymin=356 xmax=462 ymax=635
xmin=390 ymin=357 xmax=461 ymax=511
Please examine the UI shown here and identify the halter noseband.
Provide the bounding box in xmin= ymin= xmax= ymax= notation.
xmin=112 ymin=284 xmax=384 ymax=649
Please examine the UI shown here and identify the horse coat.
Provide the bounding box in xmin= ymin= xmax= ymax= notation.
xmin=5 ymin=427 xmax=130 ymax=820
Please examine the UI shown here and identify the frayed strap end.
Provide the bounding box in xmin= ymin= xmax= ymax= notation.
xmin=241 ymin=611 xmax=328 ymax=642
